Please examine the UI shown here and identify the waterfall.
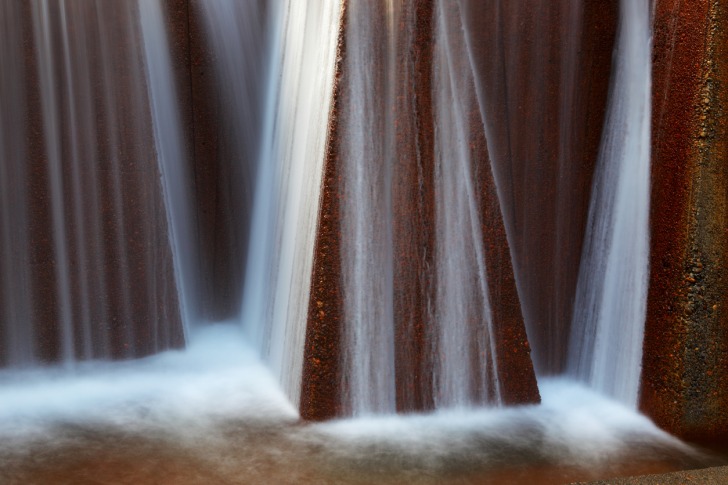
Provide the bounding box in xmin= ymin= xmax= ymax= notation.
xmin=192 ymin=0 xmax=268 ymax=322
xmin=140 ymin=0 xmax=197 ymax=334
xmin=194 ymin=0 xmax=272 ymax=338
xmin=431 ymin=0 xmax=501 ymax=408
xmin=338 ymin=0 xmax=397 ymax=416
xmin=0 ymin=0 xmax=185 ymax=366
xmin=568 ymin=0 xmax=652 ymax=406
xmin=32 ymin=0 xmax=75 ymax=363
xmin=0 ymin=0 xmax=33 ymax=367
xmin=0 ymin=0 xmax=653 ymax=416
xmin=219 ymin=0 xmax=343 ymax=405
xmin=331 ymin=0 xmax=522 ymax=415
xmin=3 ymin=0 xmax=728 ymax=467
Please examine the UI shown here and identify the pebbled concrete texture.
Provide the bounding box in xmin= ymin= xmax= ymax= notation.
xmin=641 ymin=0 xmax=728 ymax=443
xmin=578 ymin=465 xmax=728 ymax=484
xmin=300 ymin=0 xmax=348 ymax=421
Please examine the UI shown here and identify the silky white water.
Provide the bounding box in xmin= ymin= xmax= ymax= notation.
xmin=568 ymin=0 xmax=652 ymax=406
xmin=0 ymin=2 xmax=701 ymax=482
xmin=223 ymin=0 xmax=343 ymax=406
xmin=32 ymin=0 xmax=75 ymax=363
xmin=140 ymin=0 xmax=198 ymax=334
xmin=339 ymin=0 xmax=397 ymax=416
xmin=336 ymin=0 xmax=506 ymax=415
xmin=0 ymin=0 xmax=32 ymax=367
xmin=0 ymin=0 xmax=185 ymax=364
xmin=432 ymin=0 xmax=501 ymax=407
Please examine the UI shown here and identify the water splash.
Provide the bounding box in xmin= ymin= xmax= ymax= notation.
xmin=0 ymin=337 xmax=709 ymax=484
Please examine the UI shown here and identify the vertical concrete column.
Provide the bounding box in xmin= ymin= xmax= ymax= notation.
xmin=301 ymin=0 xmax=540 ymax=420
xmin=300 ymin=1 xmax=348 ymax=421
xmin=642 ymin=0 xmax=728 ymax=442
xmin=390 ymin=0 xmax=438 ymax=413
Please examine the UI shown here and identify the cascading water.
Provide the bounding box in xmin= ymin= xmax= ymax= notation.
xmin=568 ymin=0 xmax=652 ymax=406
xmin=139 ymin=1 xmax=193 ymax=328
xmin=457 ymin=1 xmax=621 ymax=378
xmin=337 ymin=0 xmax=397 ymax=415
xmin=205 ymin=0 xmax=343 ymax=405
xmin=32 ymin=0 xmax=75 ymax=363
xmin=0 ymin=1 xmax=722 ymax=483
xmin=139 ymin=0 xmax=198 ymax=333
xmin=0 ymin=0 xmax=32 ymax=367
xmin=431 ymin=0 xmax=502 ymax=408
xmin=0 ymin=0 xmax=184 ymax=366
xmin=192 ymin=0 xmax=268 ymax=322
xmin=331 ymin=0 xmax=510 ymax=415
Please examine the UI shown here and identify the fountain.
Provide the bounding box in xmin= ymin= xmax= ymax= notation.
xmin=0 ymin=0 xmax=726 ymax=483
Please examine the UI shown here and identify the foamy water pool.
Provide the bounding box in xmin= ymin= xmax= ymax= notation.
xmin=0 ymin=325 xmax=719 ymax=484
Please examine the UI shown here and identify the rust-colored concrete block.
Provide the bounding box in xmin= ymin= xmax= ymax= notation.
xmin=390 ymin=0 xmax=438 ymax=414
xmin=641 ymin=0 xmax=728 ymax=443
xmin=301 ymin=0 xmax=539 ymax=420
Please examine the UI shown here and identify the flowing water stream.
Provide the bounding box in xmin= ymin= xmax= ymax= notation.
xmin=0 ymin=0 xmax=720 ymax=483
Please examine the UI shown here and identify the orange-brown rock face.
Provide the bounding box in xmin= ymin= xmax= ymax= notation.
xmin=459 ymin=0 xmax=618 ymax=374
xmin=0 ymin=1 xmax=184 ymax=365
xmin=301 ymin=0 xmax=539 ymax=421
xmin=641 ymin=0 xmax=728 ymax=443
xmin=300 ymin=1 xmax=348 ymax=421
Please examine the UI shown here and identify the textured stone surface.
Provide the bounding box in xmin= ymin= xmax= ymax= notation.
xmin=578 ymin=466 xmax=728 ymax=484
xmin=440 ymin=0 xmax=540 ymax=407
xmin=300 ymin=0 xmax=348 ymax=422
xmin=390 ymin=0 xmax=438 ymax=413
xmin=301 ymin=0 xmax=539 ymax=420
xmin=641 ymin=0 xmax=728 ymax=443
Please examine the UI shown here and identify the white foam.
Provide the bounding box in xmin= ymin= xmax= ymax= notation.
xmin=0 ymin=325 xmax=296 ymax=441
xmin=309 ymin=379 xmax=698 ymax=470
xmin=0 ymin=332 xmax=707 ymax=478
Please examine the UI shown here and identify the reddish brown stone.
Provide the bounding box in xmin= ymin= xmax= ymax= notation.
xmin=641 ymin=0 xmax=728 ymax=443
xmin=391 ymin=0 xmax=438 ymax=413
xmin=442 ymin=0 xmax=540 ymax=405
